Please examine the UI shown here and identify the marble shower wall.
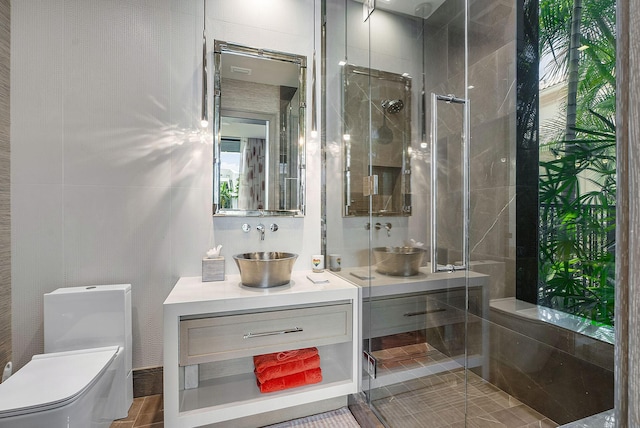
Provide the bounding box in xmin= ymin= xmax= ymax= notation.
xmin=325 ymin=0 xmax=515 ymax=280
xmin=424 ymin=1 xmax=615 ymax=423
xmin=342 ymin=65 xmax=411 ymax=216
xmin=325 ymin=0 xmax=423 ymax=268
xmin=421 ymin=0 xmax=516 ymax=299
xmin=482 ymin=310 xmax=614 ymax=424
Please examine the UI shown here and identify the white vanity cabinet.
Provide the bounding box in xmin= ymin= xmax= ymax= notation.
xmin=163 ymin=273 xmax=359 ymax=427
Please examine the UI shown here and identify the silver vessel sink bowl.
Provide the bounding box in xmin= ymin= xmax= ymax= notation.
xmin=233 ymin=252 xmax=298 ymax=288
xmin=373 ymin=246 xmax=425 ymax=276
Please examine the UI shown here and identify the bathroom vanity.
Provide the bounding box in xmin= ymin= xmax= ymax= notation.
xmin=163 ymin=273 xmax=359 ymax=427
xmin=336 ymin=266 xmax=490 ymax=389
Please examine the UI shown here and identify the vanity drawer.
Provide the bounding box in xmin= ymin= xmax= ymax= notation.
xmin=180 ymin=303 xmax=352 ymax=365
xmin=364 ymin=292 xmax=466 ymax=338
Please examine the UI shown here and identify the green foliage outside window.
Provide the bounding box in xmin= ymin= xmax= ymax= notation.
xmin=538 ymin=0 xmax=616 ymax=326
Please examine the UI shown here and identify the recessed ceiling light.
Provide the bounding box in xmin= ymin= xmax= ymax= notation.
xmin=414 ymin=2 xmax=433 ymax=18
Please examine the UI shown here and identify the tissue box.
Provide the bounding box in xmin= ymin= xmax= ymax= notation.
xmin=202 ymin=257 xmax=225 ymax=282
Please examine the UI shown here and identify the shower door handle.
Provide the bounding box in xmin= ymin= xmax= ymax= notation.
xmin=430 ymin=93 xmax=469 ymax=273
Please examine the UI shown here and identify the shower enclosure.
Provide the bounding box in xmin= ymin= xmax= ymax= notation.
xmin=322 ymin=0 xmax=614 ymax=426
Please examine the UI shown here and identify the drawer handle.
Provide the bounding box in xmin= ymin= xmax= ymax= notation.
xmin=404 ymin=308 xmax=446 ymax=317
xmin=243 ymin=327 xmax=304 ymax=339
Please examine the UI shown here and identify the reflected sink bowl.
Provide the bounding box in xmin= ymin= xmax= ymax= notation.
xmin=233 ymin=252 xmax=298 ymax=288
xmin=373 ymin=246 xmax=425 ymax=277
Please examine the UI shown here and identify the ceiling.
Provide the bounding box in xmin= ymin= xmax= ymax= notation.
xmin=353 ymin=0 xmax=446 ymax=20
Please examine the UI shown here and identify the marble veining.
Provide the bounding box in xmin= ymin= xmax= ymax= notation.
xmin=559 ymin=410 xmax=615 ymax=428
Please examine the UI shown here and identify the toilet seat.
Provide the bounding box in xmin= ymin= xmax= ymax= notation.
xmin=0 ymin=346 xmax=118 ymax=418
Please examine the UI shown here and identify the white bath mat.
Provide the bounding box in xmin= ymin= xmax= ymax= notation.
xmin=263 ymin=407 xmax=361 ymax=427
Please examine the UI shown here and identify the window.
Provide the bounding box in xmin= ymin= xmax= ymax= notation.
xmin=517 ymin=0 xmax=616 ymax=326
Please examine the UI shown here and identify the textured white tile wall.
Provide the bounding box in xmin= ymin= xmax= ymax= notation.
xmin=11 ymin=0 xmax=318 ymax=370
xmin=0 ymin=0 xmax=10 ymax=371
xmin=208 ymin=0 xmax=319 ymax=273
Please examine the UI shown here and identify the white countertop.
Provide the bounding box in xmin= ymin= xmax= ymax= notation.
xmin=334 ymin=265 xmax=488 ymax=298
xmin=164 ymin=270 xmax=358 ymax=315
xmin=165 ymin=266 xmax=490 ymax=315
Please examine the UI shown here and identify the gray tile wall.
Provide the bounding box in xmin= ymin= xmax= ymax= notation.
xmin=0 ymin=0 xmax=9 ymax=371
xmin=424 ymin=0 xmax=516 ymax=299
xmin=482 ymin=310 xmax=614 ymax=424
xmin=425 ymin=0 xmax=616 ymax=424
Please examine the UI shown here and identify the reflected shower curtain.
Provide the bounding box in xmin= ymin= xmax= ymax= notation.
xmin=238 ymin=137 xmax=266 ymax=210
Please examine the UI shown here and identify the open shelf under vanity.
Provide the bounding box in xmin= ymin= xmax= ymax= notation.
xmin=163 ymin=274 xmax=360 ymax=428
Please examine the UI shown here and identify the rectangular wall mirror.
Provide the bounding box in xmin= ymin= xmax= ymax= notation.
xmin=342 ymin=64 xmax=412 ymax=216
xmin=213 ymin=40 xmax=307 ymax=216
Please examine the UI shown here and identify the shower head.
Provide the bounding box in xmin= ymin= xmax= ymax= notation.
xmin=382 ymin=99 xmax=404 ymax=114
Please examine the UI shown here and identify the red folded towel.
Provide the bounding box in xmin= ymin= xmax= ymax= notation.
xmin=257 ymin=367 xmax=323 ymax=393
xmin=253 ymin=347 xmax=319 ymax=374
xmin=255 ymin=354 xmax=321 ymax=384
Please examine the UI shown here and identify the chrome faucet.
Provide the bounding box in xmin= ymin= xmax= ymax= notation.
xmin=384 ymin=222 xmax=392 ymax=237
xmin=256 ymin=223 xmax=265 ymax=241
xmin=374 ymin=222 xmax=392 ymax=237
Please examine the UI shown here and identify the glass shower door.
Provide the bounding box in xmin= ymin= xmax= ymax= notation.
xmin=358 ymin=0 xmax=472 ymax=426
xmin=323 ymin=0 xmax=476 ymax=425
xmin=325 ymin=0 xmax=614 ymax=426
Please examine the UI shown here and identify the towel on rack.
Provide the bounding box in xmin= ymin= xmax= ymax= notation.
xmin=253 ymin=347 xmax=319 ymax=374
xmin=257 ymin=367 xmax=323 ymax=393
xmin=255 ymin=354 xmax=321 ymax=384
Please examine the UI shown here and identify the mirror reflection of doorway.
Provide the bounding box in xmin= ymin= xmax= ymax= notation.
xmin=220 ymin=116 xmax=268 ymax=210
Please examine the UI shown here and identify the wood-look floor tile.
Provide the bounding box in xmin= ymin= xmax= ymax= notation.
xmin=110 ymin=422 xmax=135 ymax=428
xmin=140 ymin=394 xmax=163 ymax=414
xmin=111 ymin=397 xmax=146 ymax=427
xmin=134 ymin=410 xmax=164 ymax=427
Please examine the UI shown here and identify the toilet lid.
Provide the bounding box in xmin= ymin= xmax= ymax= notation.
xmin=0 ymin=346 xmax=118 ymax=418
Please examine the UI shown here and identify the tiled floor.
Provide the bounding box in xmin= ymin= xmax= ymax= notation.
xmin=111 ymin=343 xmax=557 ymax=428
xmin=110 ymin=394 xmax=163 ymax=428
xmin=369 ymin=343 xmax=559 ymax=428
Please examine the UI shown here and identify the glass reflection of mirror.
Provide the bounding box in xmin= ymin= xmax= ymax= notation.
xmin=213 ymin=40 xmax=306 ymax=216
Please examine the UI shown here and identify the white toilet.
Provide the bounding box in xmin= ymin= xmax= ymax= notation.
xmin=0 ymin=284 xmax=133 ymax=427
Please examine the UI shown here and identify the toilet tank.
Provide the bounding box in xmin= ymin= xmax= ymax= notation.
xmin=44 ymin=284 xmax=132 ymax=377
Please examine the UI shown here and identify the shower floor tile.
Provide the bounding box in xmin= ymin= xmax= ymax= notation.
xmin=369 ymin=346 xmax=559 ymax=428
